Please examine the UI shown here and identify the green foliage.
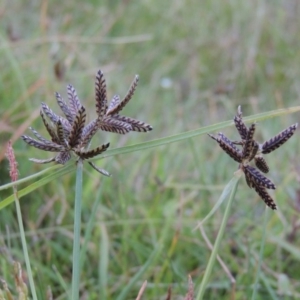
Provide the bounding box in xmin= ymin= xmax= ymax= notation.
xmin=1 ymin=0 xmax=300 ymax=299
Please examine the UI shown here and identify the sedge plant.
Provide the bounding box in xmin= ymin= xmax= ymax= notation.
xmin=20 ymin=70 xmax=152 ymax=300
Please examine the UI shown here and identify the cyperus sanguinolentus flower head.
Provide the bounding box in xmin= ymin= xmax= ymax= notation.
xmin=22 ymin=70 xmax=152 ymax=176
xmin=208 ymin=106 xmax=298 ymax=210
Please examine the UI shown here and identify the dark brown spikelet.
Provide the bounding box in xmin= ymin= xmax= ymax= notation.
xmin=106 ymin=75 xmax=139 ymax=115
xmin=29 ymin=127 xmax=53 ymax=145
xmin=252 ymin=183 xmax=277 ymax=210
xmin=248 ymin=140 xmax=259 ymax=162
xmin=56 ymin=120 xmax=67 ymax=146
xmin=75 ymin=143 xmax=110 ymax=159
xmin=55 ymin=92 xmax=74 ymax=123
xmin=67 ymin=84 xmax=82 ymax=118
xmin=113 ymin=115 xmax=153 ymax=132
xmin=244 ymin=165 xmax=276 ymax=189
xmin=184 ymin=275 xmax=194 ymax=300
xmin=68 ymin=106 xmax=86 ymax=147
xmin=80 ymin=119 xmax=99 ymax=148
xmin=88 ymin=162 xmax=110 ymax=176
xmin=242 ymin=123 xmax=256 ymax=159
xmin=234 ymin=106 xmax=248 ymax=140
xmin=208 ymin=133 xmax=242 ymax=163
xmin=95 ymin=70 xmax=108 ymax=119
xmin=262 ymin=123 xmax=298 ymax=154
xmin=21 ymin=135 xmax=65 ymax=152
xmin=254 ymin=156 xmax=270 ymax=173
xmin=99 ymin=116 xmax=132 ymax=134
xmin=245 ymin=170 xmax=253 ymax=188
xmin=55 ymin=151 xmax=71 ymax=164
xmin=106 ymin=94 xmax=121 ymax=115
xmin=40 ymin=109 xmax=60 ymax=143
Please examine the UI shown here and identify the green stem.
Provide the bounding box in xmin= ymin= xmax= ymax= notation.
xmin=71 ymin=160 xmax=83 ymax=300
xmin=13 ymin=187 xmax=38 ymax=300
xmin=196 ymin=172 xmax=241 ymax=300
xmin=251 ymin=206 xmax=269 ymax=300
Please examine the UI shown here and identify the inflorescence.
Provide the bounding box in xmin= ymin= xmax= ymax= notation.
xmin=208 ymin=106 xmax=298 ymax=210
xmin=21 ymin=70 xmax=152 ymax=176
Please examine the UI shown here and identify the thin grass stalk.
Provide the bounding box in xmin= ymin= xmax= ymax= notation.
xmin=196 ymin=172 xmax=241 ymax=300
xmin=251 ymin=207 xmax=269 ymax=300
xmin=71 ymin=159 xmax=83 ymax=300
xmin=13 ymin=187 xmax=38 ymax=300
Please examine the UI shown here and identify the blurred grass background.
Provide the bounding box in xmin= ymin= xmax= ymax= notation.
xmin=1 ymin=0 xmax=300 ymax=299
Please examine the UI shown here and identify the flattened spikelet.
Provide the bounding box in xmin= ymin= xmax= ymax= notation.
xmin=208 ymin=133 xmax=242 ymax=163
xmin=75 ymin=143 xmax=110 ymax=159
xmin=55 ymin=151 xmax=71 ymax=164
xmin=21 ymin=135 xmax=65 ymax=152
xmin=41 ymin=102 xmax=59 ymax=123
xmin=99 ymin=116 xmax=132 ymax=134
xmin=244 ymin=165 xmax=275 ymax=189
xmin=68 ymin=106 xmax=86 ymax=147
xmin=29 ymin=127 xmax=52 ymax=145
xmin=242 ymin=123 xmax=256 ymax=159
xmin=56 ymin=92 xmax=74 ymax=123
xmin=248 ymin=141 xmax=259 ymax=162
xmin=80 ymin=119 xmax=99 ymax=148
xmin=40 ymin=109 xmax=60 ymax=143
xmin=88 ymin=162 xmax=110 ymax=176
xmin=262 ymin=123 xmax=298 ymax=154
xmin=113 ymin=115 xmax=153 ymax=132
xmin=107 ymin=75 xmax=139 ymax=115
xmin=29 ymin=157 xmax=56 ymax=164
xmin=106 ymin=95 xmax=121 ymax=115
xmin=67 ymin=84 xmax=82 ymax=117
xmin=252 ymin=183 xmax=277 ymax=210
xmin=56 ymin=120 xmax=67 ymax=146
xmin=254 ymin=156 xmax=269 ymax=173
xmin=95 ymin=70 xmax=108 ymax=119
xmin=245 ymin=171 xmax=253 ymax=188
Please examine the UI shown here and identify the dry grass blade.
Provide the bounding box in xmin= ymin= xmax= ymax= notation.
xmin=113 ymin=115 xmax=153 ymax=132
xmin=68 ymin=106 xmax=86 ymax=147
xmin=95 ymin=70 xmax=108 ymax=119
xmin=55 ymin=151 xmax=71 ymax=164
xmin=244 ymin=165 xmax=276 ymax=189
xmin=55 ymin=92 xmax=74 ymax=123
xmin=208 ymin=133 xmax=242 ymax=163
xmin=262 ymin=123 xmax=298 ymax=154
xmin=254 ymin=156 xmax=269 ymax=173
xmin=99 ymin=116 xmax=132 ymax=134
xmin=184 ymin=275 xmax=194 ymax=300
xmin=106 ymin=94 xmax=121 ymax=115
xmin=88 ymin=162 xmax=110 ymax=176
xmin=107 ymin=75 xmax=139 ymax=115
xmin=252 ymin=182 xmax=277 ymax=210
xmin=135 ymin=281 xmax=147 ymax=300
xmin=75 ymin=143 xmax=110 ymax=159
xmin=21 ymin=135 xmax=65 ymax=152
xmin=242 ymin=123 xmax=256 ymax=159
xmin=67 ymin=84 xmax=82 ymax=118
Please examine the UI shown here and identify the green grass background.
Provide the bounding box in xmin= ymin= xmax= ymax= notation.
xmin=1 ymin=0 xmax=300 ymax=299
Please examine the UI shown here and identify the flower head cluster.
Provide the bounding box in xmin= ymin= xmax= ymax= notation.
xmin=21 ymin=70 xmax=152 ymax=176
xmin=209 ymin=106 xmax=298 ymax=210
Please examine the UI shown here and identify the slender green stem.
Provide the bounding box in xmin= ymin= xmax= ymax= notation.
xmin=196 ymin=172 xmax=241 ymax=300
xmin=71 ymin=160 xmax=83 ymax=300
xmin=251 ymin=206 xmax=269 ymax=300
xmin=13 ymin=187 xmax=38 ymax=300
